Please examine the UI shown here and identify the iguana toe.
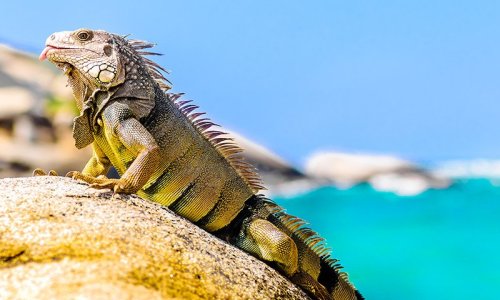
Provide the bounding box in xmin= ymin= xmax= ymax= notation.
xmin=33 ymin=169 xmax=58 ymax=176
xmin=90 ymin=179 xmax=137 ymax=194
xmin=33 ymin=168 xmax=45 ymax=176
xmin=67 ymin=172 xmax=134 ymax=194
xmin=66 ymin=171 xmax=81 ymax=179
xmin=89 ymin=179 xmax=119 ymax=190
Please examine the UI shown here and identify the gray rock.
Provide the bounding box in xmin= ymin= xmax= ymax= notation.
xmin=305 ymin=152 xmax=451 ymax=196
xmin=0 ymin=176 xmax=309 ymax=300
xmin=229 ymin=131 xmax=324 ymax=196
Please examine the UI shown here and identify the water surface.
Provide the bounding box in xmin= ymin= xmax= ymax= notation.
xmin=275 ymin=179 xmax=499 ymax=300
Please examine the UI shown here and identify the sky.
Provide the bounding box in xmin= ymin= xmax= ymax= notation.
xmin=1 ymin=0 xmax=500 ymax=166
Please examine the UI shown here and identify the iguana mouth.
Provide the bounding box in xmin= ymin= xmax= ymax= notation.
xmin=39 ymin=45 xmax=79 ymax=60
xmin=39 ymin=45 xmax=62 ymax=61
xmin=40 ymin=45 xmax=74 ymax=75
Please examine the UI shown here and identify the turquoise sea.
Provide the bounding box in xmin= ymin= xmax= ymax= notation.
xmin=274 ymin=178 xmax=499 ymax=300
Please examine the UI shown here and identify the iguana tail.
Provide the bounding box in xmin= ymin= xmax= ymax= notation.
xmin=271 ymin=208 xmax=363 ymax=299
xmin=220 ymin=195 xmax=363 ymax=300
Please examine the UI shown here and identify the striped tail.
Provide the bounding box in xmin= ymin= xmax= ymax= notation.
xmin=264 ymin=197 xmax=364 ymax=300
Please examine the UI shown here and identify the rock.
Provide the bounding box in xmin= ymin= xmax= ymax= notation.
xmin=0 ymin=176 xmax=309 ymax=300
xmin=368 ymin=172 xmax=443 ymax=196
xmin=0 ymin=136 xmax=91 ymax=178
xmin=0 ymin=44 xmax=71 ymax=101
xmin=305 ymin=152 xmax=412 ymax=184
xmin=0 ymin=87 xmax=35 ymax=118
xmin=229 ymin=131 xmax=324 ymax=196
xmin=305 ymin=151 xmax=451 ymax=196
xmin=0 ymin=44 xmax=74 ymax=145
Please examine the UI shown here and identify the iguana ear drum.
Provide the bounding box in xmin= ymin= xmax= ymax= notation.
xmin=103 ymin=45 xmax=113 ymax=57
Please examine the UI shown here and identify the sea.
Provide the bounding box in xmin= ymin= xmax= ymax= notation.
xmin=274 ymin=178 xmax=499 ymax=300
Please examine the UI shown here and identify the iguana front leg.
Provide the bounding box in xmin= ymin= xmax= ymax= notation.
xmin=66 ymin=143 xmax=112 ymax=185
xmin=69 ymin=103 xmax=160 ymax=194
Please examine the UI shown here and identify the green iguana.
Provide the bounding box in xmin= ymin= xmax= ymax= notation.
xmin=36 ymin=28 xmax=363 ymax=300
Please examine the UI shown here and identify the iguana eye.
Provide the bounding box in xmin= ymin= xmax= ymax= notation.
xmin=76 ymin=30 xmax=92 ymax=41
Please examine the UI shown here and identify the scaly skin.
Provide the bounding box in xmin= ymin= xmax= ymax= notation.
xmin=37 ymin=28 xmax=363 ymax=300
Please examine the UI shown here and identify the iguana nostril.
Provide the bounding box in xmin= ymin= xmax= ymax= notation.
xmin=50 ymin=34 xmax=55 ymax=40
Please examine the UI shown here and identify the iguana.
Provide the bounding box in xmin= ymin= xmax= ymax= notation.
xmin=36 ymin=28 xmax=363 ymax=300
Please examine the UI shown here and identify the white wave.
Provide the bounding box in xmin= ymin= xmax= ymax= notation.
xmin=433 ymin=159 xmax=500 ymax=178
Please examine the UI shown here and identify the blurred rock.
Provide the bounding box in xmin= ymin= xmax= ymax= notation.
xmin=0 ymin=44 xmax=73 ymax=143
xmin=229 ymin=131 xmax=325 ymax=196
xmin=0 ymin=176 xmax=309 ymax=300
xmin=0 ymin=44 xmax=71 ymax=100
xmin=368 ymin=172 xmax=449 ymax=196
xmin=0 ymin=136 xmax=91 ymax=178
xmin=305 ymin=152 xmax=451 ymax=196
xmin=0 ymin=44 xmax=80 ymax=177
xmin=0 ymin=87 xmax=34 ymax=118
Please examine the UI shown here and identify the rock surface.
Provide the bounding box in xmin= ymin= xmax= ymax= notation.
xmin=305 ymin=152 xmax=451 ymax=196
xmin=0 ymin=176 xmax=309 ymax=300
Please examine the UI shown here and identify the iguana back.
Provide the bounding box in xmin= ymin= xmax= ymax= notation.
xmin=38 ymin=28 xmax=363 ymax=300
xmin=98 ymin=87 xmax=258 ymax=232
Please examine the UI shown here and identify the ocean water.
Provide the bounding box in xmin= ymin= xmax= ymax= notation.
xmin=274 ymin=178 xmax=500 ymax=300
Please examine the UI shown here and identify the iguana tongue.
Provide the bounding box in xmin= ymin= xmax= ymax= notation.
xmin=39 ymin=46 xmax=54 ymax=61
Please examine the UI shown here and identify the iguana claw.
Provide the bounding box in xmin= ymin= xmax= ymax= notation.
xmin=65 ymin=171 xmax=83 ymax=179
xmin=33 ymin=168 xmax=58 ymax=176
xmin=66 ymin=171 xmax=136 ymax=194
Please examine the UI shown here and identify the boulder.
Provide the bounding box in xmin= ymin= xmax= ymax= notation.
xmin=229 ymin=131 xmax=324 ymax=196
xmin=0 ymin=176 xmax=309 ymax=300
xmin=305 ymin=151 xmax=451 ymax=196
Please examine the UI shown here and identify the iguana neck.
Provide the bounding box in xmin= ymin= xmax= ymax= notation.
xmin=68 ymin=57 xmax=154 ymax=114
xmin=67 ymin=69 xmax=96 ymax=112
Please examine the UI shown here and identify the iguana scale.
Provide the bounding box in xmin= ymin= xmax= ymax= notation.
xmin=37 ymin=28 xmax=363 ymax=300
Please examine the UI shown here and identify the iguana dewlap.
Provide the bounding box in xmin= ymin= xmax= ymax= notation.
xmin=37 ymin=28 xmax=363 ymax=300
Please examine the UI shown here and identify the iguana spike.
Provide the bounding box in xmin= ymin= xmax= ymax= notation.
xmin=305 ymin=237 xmax=323 ymax=247
xmin=210 ymin=137 xmax=233 ymax=144
xmin=177 ymin=100 xmax=193 ymax=107
xmin=180 ymin=105 xmax=199 ymax=114
xmin=196 ymin=123 xmax=215 ymax=131
xmin=205 ymin=131 xmax=226 ymax=139
xmin=129 ymin=40 xmax=172 ymax=90
xmin=193 ymin=117 xmax=209 ymax=124
xmin=138 ymin=51 xmax=163 ymax=56
xmin=128 ymin=39 xmax=156 ymax=49
xmin=169 ymin=93 xmax=185 ymax=101
xmin=145 ymin=60 xmax=170 ymax=73
xmin=188 ymin=112 xmax=206 ymax=121
xmin=223 ymin=149 xmax=243 ymax=156
xmin=195 ymin=120 xmax=219 ymax=128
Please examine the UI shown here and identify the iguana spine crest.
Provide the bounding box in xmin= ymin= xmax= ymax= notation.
xmin=132 ymin=39 xmax=265 ymax=193
xmin=172 ymin=94 xmax=265 ymax=193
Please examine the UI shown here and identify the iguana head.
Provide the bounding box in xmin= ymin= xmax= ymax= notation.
xmin=40 ymin=28 xmax=126 ymax=90
xmin=40 ymin=28 xmax=170 ymax=107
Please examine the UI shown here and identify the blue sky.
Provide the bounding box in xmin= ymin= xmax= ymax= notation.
xmin=1 ymin=1 xmax=499 ymax=165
